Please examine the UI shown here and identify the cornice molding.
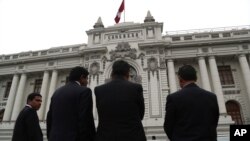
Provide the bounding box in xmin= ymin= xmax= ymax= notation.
xmin=80 ymin=47 xmax=108 ymax=55
xmin=0 ymin=52 xmax=81 ymax=66
xmin=86 ymin=22 xmax=163 ymax=35
xmin=138 ymin=41 xmax=170 ymax=49
xmin=167 ymin=36 xmax=250 ymax=48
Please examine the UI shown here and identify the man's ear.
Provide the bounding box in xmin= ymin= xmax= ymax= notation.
xmin=27 ymin=100 xmax=31 ymax=105
xmin=125 ymin=72 xmax=129 ymax=80
xmin=179 ymin=77 xmax=183 ymax=82
xmin=178 ymin=76 xmax=184 ymax=83
xmin=80 ymin=75 xmax=86 ymax=80
xmin=80 ymin=75 xmax=84 ymax=78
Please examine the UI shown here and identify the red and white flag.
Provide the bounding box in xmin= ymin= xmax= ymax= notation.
xmin=114 ymin=0 xmax=124 ymax=23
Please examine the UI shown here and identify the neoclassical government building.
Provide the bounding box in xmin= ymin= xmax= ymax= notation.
xmin=0 ymin=12 xmax=250 ymax=140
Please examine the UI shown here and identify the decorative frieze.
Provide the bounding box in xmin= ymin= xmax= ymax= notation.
xmin=90 ymin=55 xmax=101 ymax=59
xmin=138 ymin=53 xmax=145 ymax=67
xmin=109 ymin=42 xmax=137 ymax=60
xmin=102 ymin=56 xmax=107 ymax=70
xmin=105 ymin=30 xmax=142 ymax=42
xmin=146 ymin=50 xmax=157 ymax=55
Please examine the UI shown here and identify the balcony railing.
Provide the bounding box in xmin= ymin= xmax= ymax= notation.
xmin=166 ymin=25 xmax=250 ymax=35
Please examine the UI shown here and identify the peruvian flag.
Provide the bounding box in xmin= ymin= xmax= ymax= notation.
xmin=114 ymin=0 xmax=125 ymax=23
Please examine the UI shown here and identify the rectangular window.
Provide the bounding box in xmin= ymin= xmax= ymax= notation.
xmin=13 ymin=55 xmax=18 ymax=59
xmin=195 ymin=34 xmax=209 ymax=38
xmin=41 ymin=51 xmax=47 ymax=55
xmin=211 ymin=34 xmax=219 ymax=38
xmin=32 ymin=52 xmax=39 ymax=56
xmin=172 ymin=36 xmax=180 ymax=41
xmin=223 ymin=32 xmax=231 ymax=37
xmin=233 ymin=31 xmax=248 ymax=36
xmin=34 ymin=79 xmax=42 ymax=93
xmin=5 ymin=56 xmax=10 ymax=60
xmin=184 ymin=36 xmax=192 ymax=40
xmin=218 ymin=66 xmax=234 ymax=85
xmin=4 ymin=82 xmax=12 ymax=99
xmin=242 ymin=45 xmax=249 ymax=50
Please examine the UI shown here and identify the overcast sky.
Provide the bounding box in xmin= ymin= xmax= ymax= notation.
xmin=0 ymin=0 xmax=250 ymax=55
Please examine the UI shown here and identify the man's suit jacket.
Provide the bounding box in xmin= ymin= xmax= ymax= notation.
xmin=94 ymin=77 xmax=146 ymax=141
xmin=164 ymin=83 xmax=219 ymax=141
xmin=46 ymin=81 xmax=95 ymax=141
xmin=12 ymin=106 xmax=43 ymax=141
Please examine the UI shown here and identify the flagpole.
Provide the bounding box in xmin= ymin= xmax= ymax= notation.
xmin=124 ymin=0 xmax=125 ymax=23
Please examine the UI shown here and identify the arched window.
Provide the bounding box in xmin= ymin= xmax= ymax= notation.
xmin=226 ymin=100 xmax=243 ymax=124
xmin=105 ymin=65 xmax=141 ymax=84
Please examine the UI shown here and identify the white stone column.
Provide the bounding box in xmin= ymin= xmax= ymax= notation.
xmin=37 ymin=70 xmax=50 ymax=120
xmin=44 ymin=69 xmax=58 ymax=119
xmin=208 ymin=56 xmax=227 ymax=114
xmin=238 ymin=54 xmax=250 ymax=104
xmin=3 ymin=74 xmax=20 ymax=121
xmin=167 ymin=59 xmax=177 ymax=93
xmin=198 ymin=57 xmax=211 ymax=91
xmin=248 ymin=54 xmax=250 ymax=66
xmin=11 ymin=73 xmax=27 ymax=120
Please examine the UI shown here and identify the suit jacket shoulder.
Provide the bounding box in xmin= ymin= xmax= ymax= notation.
xmin=47 ymin=81 xmax=95 ymax=141
xmin=13 ymin=106 xmax=43 ymax=141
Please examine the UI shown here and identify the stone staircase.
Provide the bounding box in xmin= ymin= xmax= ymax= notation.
xmin=144 ymin=126 xmax=169 ymax=141
xmin=0 ymin=121 xmax=229 ymax=141
xmin=0 ymin=129 xmax=12 ymax=141
xmin=0 ymin=122 xmax=48 ymax=141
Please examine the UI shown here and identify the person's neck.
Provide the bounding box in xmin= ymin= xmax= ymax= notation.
xmin=26 ymin=104 xmax=32 ymax=108
xmin=112 ymin=75 xmax=128 ymax=80
xmin=182 ymin=81 xmax=195 ymax=88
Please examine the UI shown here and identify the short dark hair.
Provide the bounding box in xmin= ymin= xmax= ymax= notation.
xmin=178 ymin=65 xmax=197 ymax=81
xmin=111 ymin=60 xmax=130 ymax=77
xmin=69 ymin=66 xmax=89 ymax=81
xmin=27 ymin=93 xmax=42 ymax=103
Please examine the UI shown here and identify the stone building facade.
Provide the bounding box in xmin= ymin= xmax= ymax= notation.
xmin=0 ymin=12 xmax=250 ymax=140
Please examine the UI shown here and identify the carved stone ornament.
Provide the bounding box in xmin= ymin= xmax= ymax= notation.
xmin=147 ymin=58 xmax=158 ymax=71
xmin=84 ymin=63 xmax=89 ymax=69
xmin=90 ymin=62 xmax=100 ymax=75
xmin=102 ymin=56 xmax=107 ymax=69
xmin=160 ymin=58 xmax=166 ymax=68
xmin=110 ymin=42 xmax=137 ymax=60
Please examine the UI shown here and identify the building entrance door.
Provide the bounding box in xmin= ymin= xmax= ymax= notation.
xmin=226 ymin=100 xmax=243 ymax=124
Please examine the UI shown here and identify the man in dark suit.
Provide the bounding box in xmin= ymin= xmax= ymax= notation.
xmin=164 ymin=65 xmax=219 ymax=141
xmin=12 ymin=93 xmax=43 ymax=141
xmin=46 ymin=66 xmax=95 ymax=141
xmin=94 ymin=60 xmax=146 ymax=141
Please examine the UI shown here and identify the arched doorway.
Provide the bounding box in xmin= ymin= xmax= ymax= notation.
xmin=105 ymin=64 xmax=141 ymax=84
xmin=226 ymin=100 xmax=243 ymax=124
xmin=129 ymin=66 xmax=141 ymax=84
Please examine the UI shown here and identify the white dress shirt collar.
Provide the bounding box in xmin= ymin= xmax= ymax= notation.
xmin=25 ymin=104 xmax=32 ymax=108
xmin=75 ymin=81 xmax=81 ymax=86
